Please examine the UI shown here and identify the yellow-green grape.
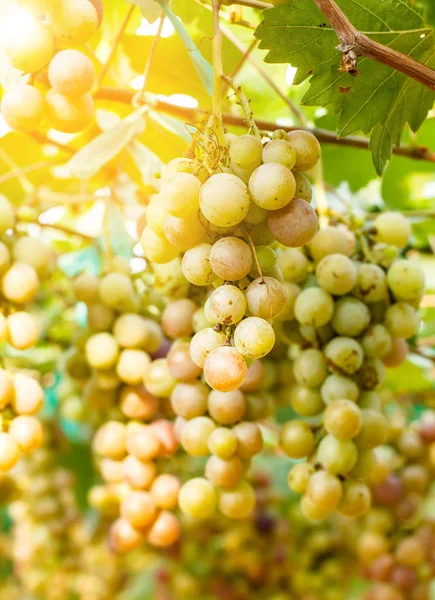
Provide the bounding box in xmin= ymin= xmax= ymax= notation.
xmin=229 ymin=134 xmax=263 ymax=169
xmin=287 ymin=130 xmax=321 ymax=171
xmin=317 ymin=435 xmax=358 ymax=475
xmin=218 ymin=480 xmax=256 ymax=519
xmin=205 ymin=455 xmax=244 ymax=488
xmin=358 ymin=391 xmax=381 ymax=410
xmin=251 ymin=245 xmax=277 ymax=276
xmin=85 ymin=333 xmax=119 ymax=370
xmin=234 ymin=317 xmax=275 ymax=359
xmin=141 ymin=226 xmax=179 ymax=264
xmin=277 ymin=281 xmax=301 ymax=320
xmin=4 ymin=15 xmax=54 ymax=72
xmin=293 ymin=171 xmax=312 ymax=202
xmin=46 ymin=89 xmax=94 ymax=133
xmin=354 ymin=409 xmax=389 ymax=450
xmin=208 ymin=427 xmax=238 ymax=459
xmin=0 ymin=433 xmax=20 ymax=471
xmin=163 ymin=213 xmax=206 ymax=250
xmin=48 ymin=49 xmax=95 ymax=96
xmin=181 ymin=243 xmax=215 ymax=286
xmin=280 ymin=420 xmax=314 ymax=458
xmin=324 ymin=337 xmax=364 ymax=374
xmin=315 ymin=254 xmax=357 ymax=295
xmin=277 ymin=248 xmax=309 ymax=283
xmin=8 ymin=415 xmax=43 ymax=454
xmin=300 ymin=494 xmax=332 ymax=521
xmin=170 ymin=382 xmax=208 ymax=419
xmin=200 ymin=173 xmax=250 ymax=228
xmin=288 ymin=462 xmax=315 ymax=494
xmin=1 ymin=84 xmax=45 ymax=132
xmin=181 ymin=416 xmax=215 ymax=457
xmin=243 ymin=220 xmax=275 ymax=245
xmin=290 ymin=385 xmax=324 ymax=417
xmin=324 ymin=400 xmax=362 ymax=439
xmin=387 ymin=259 xmax=425 ymax=301
xmin=233 ymin=421 xmax=263 ymax=459
xmin=262 ymin=139 xmax=297 ymax=169
xmin=207 ymin=285 xmax=247 ymax=325
xmin=12 ymin=236 xmax=50 ymax=274
xmin=93 ymin=421 xmax=126 ymax=459
xmin=99 ymin=273 xmax=137 ymax=312
xmin=362 ymin=325 xmax=392 ymax=358
xmin=112 ymin=313 xmax=149 ymax=349
xmin=146 ymin=195 xmax=168 ymax=237
xmin=153 ymin=257 xmax=189 ymax=299
xmin=309 ymin=226 xmax=352 ymax=261
xmin=209 ymin=237 xmax=252 ymax=281
xmin=1 ymin=262 xmax=39 ymax=304
xmin=337 ymin=480 xmax=371 ymax=517
xmin=294 ymin=287 xmax=334 ymax=327
xmin=373 ymin=212 xmax=411 ymax=248
xmin=0 ymin=196 xmax=14 ymax=235
xmin=178 ymin=477 xmax=217 ymax=519
xmin=144 ymin=358 xmax=176 ymax=397
xmin=248 ymin=163 xmax=295 ymax=210
xmin=164 ymin=173 xmax=201 ymax=217
xmin=7 ymin=312 xmax=39 ymax=350
xmin=245 ymin=276 xmax=286 ymax=320
xmin=190 ymin=328 xmax=225 ymax=368
xmin=293 ymin=348 xmax=327 ymax=387
xmin=48 ymin=0 xmax=99 ymax=45
xmin=353 ymin=263 xmax=387 ymax=303
xmin=204 ymin=346 xmax=247 ymax=392
xmin=207 ymin=389 xmax=246 ymax=425
xmin=0 ymin=314 xmax=7 ymax=345
xmin=306 ymin=471 xmax=342 ymax=511
xmin=384 ymin=302 xmax=420 ymax=339
xmin=73 ymin=272 xmax=99 ymax=304
xmin=321 ymin=373 xmax=359 ymax=405
xmin=12 ymin=373 xmax=44 ymax=415
xmin=331 ymin=297 xmax=371 ymax=337
xmin=244 ymin=201 xmax=268 ymax=224
xmin=0 ymin=242 xmax=10 ymax=275
xmin=116 ymin=349 xmax=151 ymax=385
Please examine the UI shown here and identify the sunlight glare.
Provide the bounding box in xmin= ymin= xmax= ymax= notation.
xmin=136 ymin=17 xmax=174 ymax=38
xmin=286 ymin=65 xmax=297 ymax=86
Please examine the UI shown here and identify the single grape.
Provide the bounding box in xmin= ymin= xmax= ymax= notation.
xmin=277 ymin=281 xmax=301 ymax=321
xmin=1 ymin=84 xmax=45 ymax=132
xmin=7 ymin=312 xmax=39 ymax=350
xmin=240 ymin=360 xmax=264 ymax=392
xmin=234 ymin=317 xmax=275 ymax=359
xmin=164 ymin=213 xmax=206 ymax=250
xmin=233 ymin=422 xmax=263 ymax=459
xmin=290 ymin=385 xmax=324 ymax=416
xmin=373 ymin=212 xmax=411 ymax=248
xmin=337 ymin=480 xmax=371 ymax=517
xmin=120 ymin=490 xmax=157 ymax=529
xmin=1 ymin=262 xmax=39 ymax=304
xmin=126 ymin=424 xmax=161 ymax=461
xmin=204 ymin=346 xmax=247 ymax=392
xmin=294 ymin=287 xmax=334 ymax=327
xmin=112 ymin=313 xmax=149 ymax=349
xmin=324 ymin=400 xmax=362 ymax=439
xmin=331 ymin=297 xmax=371 ymax=337
xmin=354 ymin=409 xmax=389 ymax=450
xmin=190 ymin=327 xmax=225 ymax=368
xmin=167 ymin=342 xmax=202 ymax=381
xmin=280 ymin=420 xmax=314 ymax=458
xmin=209 ymin=237 xmax=252 ymax=281
xmin=315 ymin=253 xmax=357 ymax=295
xmin=48 ymin=49 xmax=95 ymax=96
xmin=245 ymin=276 xmax=286 ymax=320
xmin=73 ymin=273 xmax=99 ymax=304
xmin=0 ymin=433 xmax=20 ymax=471
xmin=99 ymin=272 xmax=137 ymax=312
xmin=116 ymin=349 xmax=150 ymax=385
xmin=205 ymin=455 xmax=244 ymax=488
xmin=249 ymin=163 xmax=296 ymax=210
xmin=277 ymin=248 xmax=309 ymax=282
xmin=358 ymin=358 xmax=386 ymax=390
xmin=85 ymin=332 xmax=119 ymax=370
xmin=181 ymin=416 xmax=215 ymax=456
xmin=164 ymin=172 xmax=201 ymax=217
xmin=287 ymin=462 xmax=315 ymax=494
xmin=387 ymin=259 xmax=425 ymax=301
xmin=317 ymin=434 xmax=358 ymax=475
xmin=208 ymin=427 xmax=238 ymax=459
xmin=287 ymin=130 xmax=321 ymax=171
xmin=87 ymin=303 xmax=115 ymax=332
xmin=120 ymin=386 xmax=158 ymax=421
xmin=300 ymin=494 xmax=332 ymax=521
xmin=358 ymin=391 xmax=381 ymax=410
xmin=144 ymin=359 xmax=177 ymax=398
xmin=46 ymin=89 xmax=94 ymax=133
xmin=292 ymin=171 xmax=312 ymax=202
xmin=293 ymin=348 xmax=327 ymax=388
xmin=229 ymin=134 xmax=263 ymax=169
xmin=150 ymin=474 xmax=181 ymax=510
xmin=309 ymin=226 xmax=352 ymax=262
xmin=382 ymin=337 xmax=408 ymax=368
xmin=8 ymin=415 xmax=43 ymax=454
xmin=243 ymin=221 xmax=275 ymax=246
xmin=178 ymin=478 xmax=217 ymax=519
xmin=4 ymin=15 xmax=54 ymax=72
xmin=48 ymin=0 xmax=98 ymax=45
xmin=170 ymin=382 xmax=208 ymax=419
xmin=268 ymin=197 xmax=318 ymax=247
xmin=182 ymin=243 xmax=215 ymax=286
xmin=250 ymin=245 xmax=277 ymax=276
xmin=109 ymin=518 xmax=143 ymax=553
xmin=324 ymin=337 xmax=364 ymax=374
xmin=362 ymin=324 xmax=392 ymax=358
xmin=162 ymin=298 xmax=196 ymax=339
xmin=200 ymin=173 xmax=250 ymax=227
xmin=262 ymin=139 xmax=297 ymax=169
xmin=218 ymin=480 xmax=256 ymax=519
xmin=384 ymin=302 xmax=420 ymax=339
xmin=306 ymin=470 xmax=343 ymax=510
xmin=141 ymin=226 xmax=180 ymax=264
xmin=353 ymin=263 xmax=387 ymax=303
xmin=146 ymin=195 xmax=168 ymax=237
xmin=147 ymin=511 xmax=181 ymax=548
xmin=207 ymin=389 xmax=246 ymax=425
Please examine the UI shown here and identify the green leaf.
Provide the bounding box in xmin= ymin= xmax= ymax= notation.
xmin=255 ymin=0 xmax=435 ymax=174
xmin=418 ymin=0 xmax=435 ymax=27
xmin=384 ymin=354 xmax=434 ymax=393
xmin=58 ymin=246 xmax=102 ymax=277
xmin=128 ymin=140 xmax=163 ymax=192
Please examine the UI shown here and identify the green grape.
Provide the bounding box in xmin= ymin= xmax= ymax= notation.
xmin=209 ymin=237 xmax=252 ymax=281
xmin=170 ymin=382 xmax=208 ymax=419
xmin=324 ymin=400 xmax=362 ymax=439
xmin=204 ymin=346 xmax=247 ymax=392
xmin=324 ymin=337 xmax=364 ymax=374
xmin=99 ymin=272 xmax=137 ymax=312
xmin=190 ymin=328 xmax=225 ymax=368
xmin=358 ymin=391 xmax=381 ymax=410
xmin=245 ymin=276 xmax=286 ymax=320
xmin=358 ymin=358 xmax=385 ymax=390
xmin=300 ymin=494 xmax=332 ymax=521
xmin=250 ymin=245 xmax=277 ymax=276
xmin=234 ymin=317 xmax=275 ymax=359
xmin=277 ymin=248 xmax=309 ymax=283
xmin=316 ymin=254 xmax=357 ymax=295
xmin=337 ymin=481 xmax=371 ymax=517
xmin=309 ymin=226 xmax=351 ymax=262
xmin=384 ymin=302 xmax=420 ymax=339
xmin=207 ymin=284 xmax=247 ymax=325
xmin=1 ymin=84 xmax=45 ymax=132
xmin=218 ymin=480 xmax=256 ymax=519
xmin=85 ymin=333 xmax=119 ymax=370
xmin=306 ymin=470 xmax=343 ymax=510
xmin=288 ymin=462 xmax=315 ymax=493
xmin=317 ymin=435 xmax=358 ymax=475
xmin=181 ymin=416 xmax=216 ymax=456
xmin=353 ymin=263 xmax=387 ymax=303
xmin=244 ymin=201 xmax=268 ymax=224
xmin=268 ymin=197 xmax=318 ymax=247
xmin=146 ymin=195 xmax=169 ymax=237
xmin=354 ymin=409 xmax=389 ymax=450
xmin=331 ymin=297 xmax=371 ymax=337
xmin=361 ymin=324 xmax=392 ymax=358
xmin=277 ymin=282 xmax=301 ymax=321
xmin=208 ymin=389 xmax=246 ymax=424
xmin=290 ymin=385 xmax=324 ymax=416
xmin=294 ymin=287 xmax=334 ymax=327
xmin=373 ymin=212 xmax=411 ymax=248
xmin=164 ymin=172 xmax=201 ymax=218
xmin=205 ymin=455 xmax=244 ymax=488
xmin=351 ymin=448 xmax=376 ymax=478
xmin=229 ymin=134 xmax=263 ymax=169
xmin=262 ymin=139 xmax=297 ymax=169
xmin=387 ymin=259 xmax=425 ymax=301
xmin=1 ymin=262 xmax=39 ymax=304
xmin=287 ymin=130 xmax=321 ymax=171
xmin=200 ymin=173 xmax=250 ymax=227
xmin=280 ymin=420 xmax=315 ymax=458
xmin=178 ymin=478 xmax=217 ymax=519
xmin=243 ymin=220 xmax=275 ymax=245
xmin=46 ymin=89 xmax=95 ymax=133
xmin=48 ymin=49 xmax=95 ymax=96
xmin=144 ymin=359 xmax=177 ymax=397
xmin=48 ymin=0 xmax=98 ymax=45
xmin=249 ymin=163 xmax=296 ymax=210
xmin=5 ymin=15 xmax=54 ymax=72
xmin=293 ymin=348 xmax=327 ymax=388
xmin=293 ymin=171 xmax=312 ymax=202
xmin=208 ymin=427 xmax=238 ymax=459
xmin=299 ymin=322 xmax=333 ymax=344
xmin=181 ymin=243 xmax=214 ymax=286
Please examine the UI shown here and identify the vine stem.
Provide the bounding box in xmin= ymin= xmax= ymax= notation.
xmin=243 ymin=224 xmax=263 ymax=280
xmin=211 ymin=0 xmax=226 ymax=146
xmin=221 ymin=75 xmax=260 ymax=137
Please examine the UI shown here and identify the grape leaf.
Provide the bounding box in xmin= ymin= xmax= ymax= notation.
xmin=417 ymin=0 xmax=435 ymax=27
xmin=255 ymin=0 xmax=435 ymax=174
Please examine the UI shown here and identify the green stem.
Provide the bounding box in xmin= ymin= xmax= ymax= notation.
xmin=221 ymin=75 xmax=260 ymax=137
xmin=211 ymin=0 xmax=226 ymax=146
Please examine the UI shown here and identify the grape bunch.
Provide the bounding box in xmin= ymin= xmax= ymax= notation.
xmin=1 ymin=0 xmax=102 ymax=133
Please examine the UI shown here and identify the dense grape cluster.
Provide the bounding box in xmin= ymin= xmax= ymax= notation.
xmin=1 ymin=0 xmax=101 ymax=133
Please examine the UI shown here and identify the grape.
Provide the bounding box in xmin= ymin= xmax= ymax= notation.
xmin=16 ymin=0 xmax=55 ymax=14
xmin=182 ymin=243 xmax=215 ymax=286
xmin=204 ymin=346 xmax=247 ymax=392
xmin=387 ymin=259 xmax=425 ymax=301
xmin=209 ymin=237 xmax=252 ymax=281
xmin=290 ymin=385 xmax=324 ymax=416
xmin=141 ymin=226 xmax=179 ymax=264
xmin=120 ymin=491 xmax=157 ymax=529
xmin=218 ymin=480 xmax=256 ymax=519
xmin=384 ymin=302 xmax=420 ymax=339
xmin=293 ymin=171 xmax=312 ymax=202
xmin=240 ymin=360 xmax=264 ymax=393
xmin=294 ymin=287 xmax=334 ymax=327
xmin=4 ymin=15 xmax=54 ymax=72
xmin=48 ymin=49 xmax=95 ymax=96
xmin=207 ymin=389 xmax=246 ymax=425
xmin=0 ymin=198 xmax=13 ymax=237
xmin=244 ymin=201 xmax=268 ymax=224
xmin=359 ymin=391 xmax=381 ymax=410
xmin=88 ymin=0 xmax=104 ymax=25
xmin=300 ymin=494 xmax=332 ymax=521
xmin=190 ymin=328 xmax=225 ymax=368
xmin=355 ymin=409 xmax=389 ymax=450
xmin=229 ymin=134 xmax=263 ymax=169
xmin=9 ymin=415 xmax=43 ymax=454
xmin=122 ymin=456 xmax=157 ymax=490
xmin=167 ymin=342 xmax=202 ymax=381
xmin=316 ymin=254 xmax=357 ymax=295
xmin=245 ymin=276 xmax=286 ymax=320
xmin=126 ymin=424 xmax=161 ymax=460
xmin=93 ymin=421 xmax=126 ymax=459
xmin=268 ymin=197 xmax=318 ymax=247
xmin=163 ymin=213 xmax=206 ymax=250
xmin=287 ymin=462 xmax=315 ymax=493
xmin=293 ymin=348 xmax=327 ymax=388
xmin=164 ymin=173 xmax=201 ymax=218
xmin=113 ymin=313 xmax=149 ymax=349
xmin=395 ymin=537 xmax=425 ymax=566
xmin=147 ymin=511 xmax=181 ymax=548
xmin=205 ymin=455 xmax=244 ymax=488
xmin=48 ymin=0 xmax=99 ymax=45
xmin=248 ymin=163 xmax=295 ymax=210
xmin=306 ymin=471 xmax=343 ymax=510
xmin=331 ymin=297 xmax=371 ymax=337
xmin=88 ymin=303 xmax=115 ymax=332
xmin=12 ymin=237 xmax=49 ymax=274
xmin=208 ymin=427 xmax=238 ymax=459
xmin=73 ymin=273 xmax=99 ymax=304
xmin=120 ymin=386 xmax=158 ymax=421
xmin=46 ymin=89 xmax=95 ymax=133
xmin=150 ymin=474 xmax=181 ymax=509
xmin=249 ymin=246 xmax=277 ymax=278
xmin=324 ymin=400 xmax=362 ymax=439
xmin=277 ymin=282 xmax=301 ymax=321
xmin=262 ymin=139 xmax=297 ymax=169
xmin=0 ymin=243 xmax=10 ymax=276
xmin=277 ymin=248 xmax=309 ymax=283
xmin=116 ymin=349 xmax=150 ymax=385
xmin=170 ymin=382 xmax=208 ymax=419
xmin=280 ymin=420 xmax=314 ymax=458
xmin=317 ymin=435 xmax=358 ymax=475
xmin=207 ymin=285 xmax=247 ymax=325
xmin=1 ymin=84 xmax=45 ymax=132
xmin=234 ymin=317 xmax=275 ymax=359
xmin=7 ymin=312 xmax=39 ymax=350
xmin=178 ymin=477 xmax=217 ymax=519
xmin=109 ymin=518 xmax=143 ymax=553
xmin=99 ymin=272 xmax=137 ymax=312
xmin=373 ymin=212 xmax=411 ymax=248
xmin=337 ymin=481 xmax=371 ymax=517
xmin=243 ymin=220 xmax=275 ymax=246
xmin=200 ymin=173 xmax=250 ymax=227
xmin=358 ymin=358 xmax=385 ymax=390
xmin=146 ymin=195 xmax=168 ymax=237
xmin=362 ymin=324 xmax=392 ymax=358
xmin=162 ymin=298 xmax=196 ymax=339
xmin=85 ymin=333 xmax=119 ymax=370
xmin=287 ymin=130 xmax=321 ymax=171
xmin=353 ymin=263 xmax=387 ymax=303
xmin=383 ymin=337 xmax=408 ymax=368
xmin=324 ymin=337 xmax=364 ymax=374
xmin=0 ymin=370 xmax=13 ymax=410
xmin=1 ymin=262 xmax=38 ymax=304
xmin=144 ymin=359 xmax=177 ymax=397
xmin=233 ymin=422 xmax=263 ymax=459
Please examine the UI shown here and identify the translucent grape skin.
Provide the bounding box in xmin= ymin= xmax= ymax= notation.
xmin=280 ymin=420 xmax=315 ymax=458
xmin=315 ymin=253 xmax=357 ymax=295
xmin=324 ymin=399 xmax=362 ymax=439
xmin=1 ymin=85 xmax=45 ymax=132
xmin=268 ymin=197 xmax=318 ymax=247
xmin=331 ymin=297 xmax=371 ymax=337
xmin=287 ymin=130 xmax=321 ymax=172
xmin=387 ymin=259 xmax=425 ymax=301
xmin=317 ymin=434 xmax=358 ymax=475
xmin=294 ymin=287 xmax=334 ymax=327
xmin=306 ymin=470 xmax=343 ymax=510
xmin=209 ymin=237 xmax=252 ymax=281
xmin=200 ymin=173 xmax=250 ymax=228
xmin=262 ymin=139 xmax=296 ymax=169
xmin=207 ymin=285 xmax=247 ymax=325
xmin=5 ymin=16 xmax=54 ymax=72
xmin=178 ymin=477 xmax=217 ymax=519
xmin=309 ymin=226 xmax=351 ymax=262
xmin=324 ymin=337 xmax=364 ymax=374
xmin=203 ymin=346 xmax=248 ymax=392
xmin=293 ymin=348 xmax=327 ymax=388
xmin=234 ymin=317 xmax=275 ymax=359
xmin=373 ymin=212 xmax=411 ymax=248
xmin=182 ymin=243 xmax=214 ymax=286
xmin=229 ymin=134 xmax=262 ymax=169
xmin=46 ymin=89 xmax=95 ymax=133
xmin=248 ymin=162 xmax=296 ymax=210
xmin=245 ymin=277 xmax=286 ymax=320
xmin=190 ymin=328 xmax=226 ymax=369
xmin=48 ymin=49 xmax=95 ymax=96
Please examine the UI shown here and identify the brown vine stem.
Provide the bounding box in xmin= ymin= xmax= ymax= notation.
xmin=312 ymin=0 xmax=435 ymax=91
xmin=94 ymin=87 xmax=435 ymax=164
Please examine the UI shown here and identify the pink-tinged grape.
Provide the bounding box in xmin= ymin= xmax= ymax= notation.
xmin=167 ymin=342 xmax=202 ymax=381
xmin=373 ymin=212 xmax=411 ymax=248
xmin=383 ymin=337 xmax=408 ymax=368
xmin=164 ymin=172 xmax=201 ymax=217
xmin=317 ymin=434 xmax=358 ymax=475
xmin=331 ymin=297 xmax=371 ymax=337
xmin=293 ymin=171 xmax=312 ymax=202
xmin=141 ymin=226 xmax=179 ymax=264
xmin=306 ymin=470 xmax=343 ymax=510
xmin=324 ymin=400 xmax=362 ymax=439
xmin=120 ymin=491 xmax=157 ymax=529
xmin=218 ymin=480 xmax=256 ymax=519
xmin=288 ymin=462 xmax=315 ymax=494
xmin=353 ymin=263 xmax=387 ymax=303
xmin=324 ymin=337 xmax=364 ymax=374
xmin=233 ymin=422 xmax=263 ymax=459
xmin=120 ymin=386 xmax=158 ymax=421
xmin=240 ymin=360 xmax=264 ymax=392
xmin=234 ymin=317 xmax=275 ymax=359
xmin=207 ymin=389 xmax=246 ymax=425
xmin=293 ymin=348 xmax=327 ymax=388
xmin=245 ymin=276 xmax=286 ymax=320
xmin=229 ymin=134 xmax=262 ymax=170
xmin=190 ymin=328 xmax=225 ymax=368
xmin=178 ymin=477 xmax=217 ymax=519
xmin=205 ymin=455 xmax=244 ymax=488
xmin=384 ymin=302 xmax=420 ymax=339
xmin=294 ymin=287 xmax=334 ymax=327
xmin=170 ymin=382 xmax=208 ymax=419
xmin=4 ymin=16 xmax=54 ymax=72
xmin=200 ymin=173 xmax=250 ymax=228
xmin=268 ymin=197 xmax=318 ymax=247
xmin=249 ymin=163 xmax=296 ymax=210
xmin=362 ymin=324 xmax=392 ymax=358
xmin=147 ymin=511 xmax=181 ymax=548
xmin=162 ymin=298 xmax=196 ymax=339
xmin=182 ymin=243 xmax=215 ymax=286
xmin=280 ymin=420 xmax=314 ymax=458
xmin=207 ymin=285 xmax=247 ymax=325
xmin=262 ymin=139 xmax=297 ymax=169
xmin=287 ymin=130 xmax=321 ymax=171
xmin=387 ymin=259 xmax=425 ymax=301
xmin=204 ymin=346 xmax=247 ymax=392
xmin=1 ymin=85 xmax=45 ymax=132
xmin=48 ymin=49 xmax=95 ymax=96
xmin=122 ymin=456 xmax=157 ymax=490
xmin=150 ymin=474 xmax=181 ymax=510
xmin=277 ymin=248 xmax=309 ymax=283
xmin=46 ymin=89 xmax=94 ymax=133
xmin=164 ymin=213 xmax=206 ymax=250
xmin=315 ymin=253 xmax=357 ymax=295
xmin=109 ymin=518 xmax=143 ymax=553
xmin=337 ymin=480 xmax=371 ymax=517
xmin=209 ymin=237 xmax=252 ymax=281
